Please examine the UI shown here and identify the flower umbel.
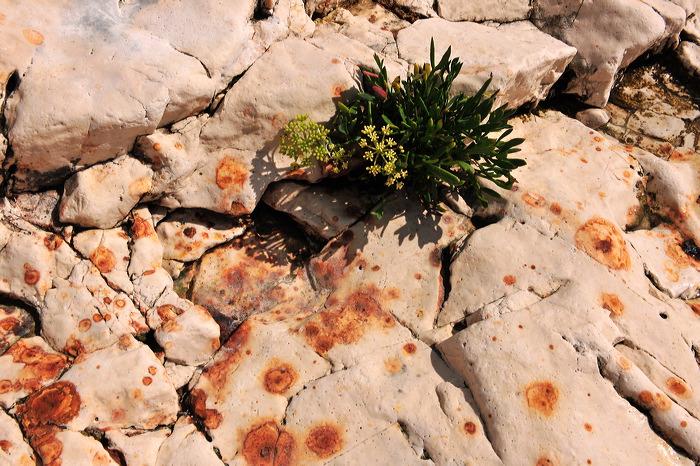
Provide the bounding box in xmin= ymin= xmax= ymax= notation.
xmin=279 ymin=114 xmax=348 ymax=173
xmin=359 ymin=125 xmax=407 ymax=189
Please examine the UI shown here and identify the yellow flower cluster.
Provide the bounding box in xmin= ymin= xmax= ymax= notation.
xmin=359 ymin=125 xmax=407 ymax=189
xmin=280 ymin=114 xmax=348 ymax=173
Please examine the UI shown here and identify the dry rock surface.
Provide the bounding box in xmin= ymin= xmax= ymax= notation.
xmin=1 ymin=0 xmax=700 ymax=465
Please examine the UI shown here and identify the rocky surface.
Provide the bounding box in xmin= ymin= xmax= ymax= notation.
xmin=1 ymin=0 xmax=700 ymax=465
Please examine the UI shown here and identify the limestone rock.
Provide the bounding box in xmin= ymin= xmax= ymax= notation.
xmin=377 ymin=0 xmax=436 ymax=18
xmin=0 ymin=409 xmax=35 ymax=465
xmin=0 ymin=305 xmax=35 ymax=355
xmin=314 ymin=8 xmax=400 ymax=58
xmin=627 ymin=225 xmax=700 ymax=299
xmin=531 ymin=0 xmax=684 ymax=106
xmin=59 ymin=155 xmax=153 ymax=229
xmin=628 ymin=110 xmax=687 ymax=141
xmin=59 ymin=340 xmax=179 ymax=431
xmin=438 ymin=0 xmax=531 ymax=22
xmin=153 ymin=303 xmax=220 ymax=366
xmin=0 ymin=337 xmax=69 ymax=409
xmin=105 ymin=428 xmax=171 ymax=466
xmin=8 ymin=190 xmax=61 ymax=231
xmin=678 ymin=41 xmax=700 ymax=77
xmin=156 ymin=416 xmax=224 ymax=466
xmin=575 ymin=108 xmax=611 ymax=129
xmin=396 ymin=19 xmax=577 ymax=108
xmin=156 ymin=209 xmax=245 ymax=263
xmin=31 ymin=430 xmax=117 ymax=466
xmin=164 ymin=361 xmax=198 ymax=390
xmin=73 ymin=228 xmax=134 ymax=294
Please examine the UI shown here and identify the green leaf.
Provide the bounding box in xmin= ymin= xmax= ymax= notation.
xmin=426 ymin=164 xmax=464 ymax=186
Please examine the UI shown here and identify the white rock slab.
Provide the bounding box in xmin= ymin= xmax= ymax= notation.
xmin=60 ymin=340 xmax=179 ymax=431
xmin=531 ymin=0 xmax=680 ymax=106
xmin=576 ymin=108 xmax=611 ymax=129
xmin=327 ymin=423 xmax=431 ymax=466
xmin=156 ymin=416 xmax=224 ymax=466
xmin=33 ymin=430 xmax=117 ymax=466
xmin=628 ymin=110 xmax=687 ymax=141
xmin=59 ymin=155 xmax=153 ymax=229
xmin=0 ymin=337 xmax=69 ymax=409
xmin=105 ymin=428 xmax=171 ymax=466
xmin=438 ymin=0 xmax=530 ymax=22
xmin=0 ymin=409 xmax=35 ymax=465
xmin=153 ymin=304 xmax=220 ymax=366
xmin=314 ymin=8 xmax=400 ymax=58
xmin=678 ymin=41 xmax=700 ymax=77
xmin=396 ymin=19 xmax=577 ymax=108
xmin=627 ymin=225 xmax=700 ymax=299
xmin=73 ymin=227 xmax=134 ymax=294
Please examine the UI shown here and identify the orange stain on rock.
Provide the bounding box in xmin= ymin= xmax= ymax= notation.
xmin=666 ymin=377 xmax=692 ymax=399
xmin=639 ymin=390 xmax=653 ymax=404
xmin=503 ymin=275 xmax=517 ymax=285
xmin=22 ymin=29 xmax=44 ymax=45
xmin=536 ymin=458 xmax=555 ymax=466
xmin=23 ymin=264 xmax=40 ymax=285
xmin=142 ymin=377 xmax=152 ymax=386
xmin=600 ymin=293 xmax=624 ymax=317
xmin=189 ymin=389 xmax=223 ymax=430
xmin=78 ymin=319 xmax=92 ymax=332
xmin=575 ymin=218 xmax=630 ymax=270
xmin=131 ymin=217 xmax=154 ymax=239
xmin=384 ymin=357 xmax=403 ymax=374
xmin=216 ymin=157 xmax=248 ymax=191
xmin=464 ymin=421 xmax=477 ymax=435
xmin=19 ymin=381 xmax=80 ymax=436
xmin=403 ymin=343 xmax=417 ymax=355
xmin=332 ymin=84 xmax=345 ymax=97
xmin=549 ymin=202 xmax=562 ymax=215
xmin=305 ymin=424 xmax=343 ymax=459
xmin=43 ymin=234 xmax=63 ymax=251
xmin=616 ymin=357 xmax=632 ymax=371
xmin=242 ymin=421 xmax=288 ymax=466
xmin=584 ymin=423 xmax=593 ymax=432
xmin=525 ymin=381 xmax=559 ymax=417
xmin=90 ymin=246 xmax=116 ymax=273
xmin=263 ymin=360 xmax=298 ymax=395
xmin=522 ymin=192 xmax=547 ymax=208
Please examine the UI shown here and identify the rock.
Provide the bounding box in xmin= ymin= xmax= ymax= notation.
xmin=531 ymin=0 xmax=684 ymax=107
xmin=396 ymin=18 xmax=577 ymax=108
xmin=348 ymin=0 xmax=412 ymax=37
xmin=164 ymin=361 xmax=198 ymax=390
xmin=628 ymin=110 xmax=687 ymax=142
xmin=377 ymin=0 xmax=436 ymax=18
xmin=263 ymin=180 xmax=377 ymax=239
xmin=73 ymin=228 xmax=134 ymax=294
xmin=678 ymin=41 xmax=700 ymax=77
xmin=627 ymin=225 xmax=700 ymax=299
xmin=30 ymin=430 xmax=117 ymax=466
xmin=156 ymin=416 xmax=224 ymax=466
xmin=156 ymin=209 xmax=245 ymax=263
xmin=153 ymin=303 xmax=220 ymax=366
xmin=127 ymin=207 xmax=170 ymax=309
xmin=8 ymin=190 xmax=61 ymax=231
xmin=57 ymin=340 xmax=179 ymax=431
xmin=0 ymin=337 xmax=69 ymax=409
xmin=105 ymin=428 xmax=171 ymax=466
xmin=437 ymin=0 xmax=531 ymax=22
xmin=59 ymin=155 xmax=154 ymax=229
xmin=314 ymin=8 xmax=400 ymax=58
xmin=0 ymin=305 xmax=35 ymax=355
xmin=0 ymin=409 xmax=35 ymax=465
xmin=575 ymin=108 xmax=611 ymax=129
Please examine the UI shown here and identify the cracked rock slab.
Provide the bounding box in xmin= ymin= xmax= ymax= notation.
xmin=0 ymin=305 xmax=34 ymax=356
xmin=105 ymin=427 xmax=171 ymax=466
xmin=437 ymin=0 xmax=531 ymax=22
xmin=73 ymin=227 xmax=134 ymax=294
xmin=0 ymin=408 xmax=35 ymax=465
xmin=397 ymin=18 xmax=577 ymax=108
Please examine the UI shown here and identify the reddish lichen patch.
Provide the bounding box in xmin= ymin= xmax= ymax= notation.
xmin=652 ymin=393 xmax=673 ymax=412
xmin=666 ymin=377 xmax=692 ymax=399
xmin=201 ymin=320 xmax=252 ymax=391
xmin=43 ymin=234 xmax=63 ymax=251
xmin=616 ymin=357 xmax=632 ymax=371
xmin=639 ymin=390 xmax=654 ymax=404
xmin=600 ymin=293 xmax=624 ymax=317
xmin=23 ymin=264 xmax=40 ymax=285
xmin=142 ymin=377 xmax=152 ymax=386
xmin=183 ymin=227 xmax=197 ymax=238
xmin=690 ymin=303 xmax=700 ymax=317
xmin=34 ymin=433 xmax=62 ymax=466
xmin=584 ymin=423 xmax=593 ymax=432
xmin=332 ymin=84 xmax=345 ymax=98
xmin=78 ymin=319 xmax=92 ymax=332
xmin=549 ymin=203 xmax=562 ymax=215
xmin=19 ymin=381 xmax=81 ymax=435
xmin=275 ymin=430 xmax=296 ymax=466
xmin=403 ymin=343 xmax=417 ymax=355
xmin=189 ymin=389 xmax=223 ymax=430
xmin=216 ymin=157 xmax=248 ymax=191
xmin=90 ymin=246 xmax=116 ymax=273
xmin=503 ymin=275 xmax=517 ymax=285
xmin=305 ymin=424 xmax=343 ymax=459
xmin=522 ymin=192 xmax=547 ymax=208
xmin=384 ymin=357 xmax=403 ymax=374
xmin=242 ymin=421 xmax=279 ymax=465
xmin=525 ymin=381 xmax=559 ymax=417
xmin=263 ymin=361 xmax=298 ymax=395
xmin=665 ymin=239 xmax=700 ymax=268
xmin=131 ymin=217 xmax=155 ymax=239
xmin=0 ymin=440 xmax=11 ymax=453
xmin=536 ymin=458 xmax=555 ymax=466
xmin=22 ymin=29 xmax=44 ymax=45
xmin=681 ymin=420 xmax=688 ymax=428
xmin=575 ymin=218 xmax=630 ymax=270
xmin=6 ymin=340 xmax=68 ymax=390
xmin=464 ymin=421 xmax=477 ymax=435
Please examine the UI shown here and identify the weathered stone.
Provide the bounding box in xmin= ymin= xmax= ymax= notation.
xmin=628 ymin=110 xmax=687 ymax=142
xmin=396 ymin=19 xmax=577 ymax=108
xmin=627 ymin=225 xmax=700 ymax=299
xmin=348 ymin=0 xmax=412 ymax=37
xmin=9 ymin=190 xmax=61 ymax=231
xmin=31 ymin=430 xmax=117 ymax=466
xmin=263 ymin=180 xmax=377 ymax=239
xmin=60 ymin=340 xmax=179 ymax=431
xmin=0 ymin=305 xmax=34 ymax=355
xmin=0 ymin=337 xmax=69 ymax=409
xmin=327 ymin=423 xmax=431 ymax=465
xmin=0 ymin=408 xmax=35 ymax=465
xmin=59 ymin=155 xmax=153 ymax=229
xmin=314 ymin=8 xmax=400 ymax=58
xmin=678 ymin=41 xmax=700 ymax=77
xmin=437 ymin=0 xmax=530 ymax=22
xmin=105 ymin=428 xmax=171 ymax=466
xmin=73 ymin=228 xmax=134 ymax=294
xmin=157 ymin=416 xmax=224 ymax=466
xmin=153 ymin=304 xmax=220 ymax=366
xmin=576 ymin=108 xmax=611 ymax=129
xmin=532 ymin=0 xmax=683 ymax=106
xmin=377 ymin=0 xmax=436 ymax=18
xmin=156 ymin=209 xmax=245 ymax=263
xmin=164 ymin=361 xmax=198 ymax=390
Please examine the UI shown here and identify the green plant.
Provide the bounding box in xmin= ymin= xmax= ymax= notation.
xmin=279 ymin=114 xmax=347 ymax=172
xmin=281 ymin=39 xmax=525 ymax=216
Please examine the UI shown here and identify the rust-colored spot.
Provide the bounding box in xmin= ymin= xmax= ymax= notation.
xmin=0 ymin=440 xmax=11 ymax=453
xmin=575 ymin=218 xmax=630 ymax=270
xmin=23 ymin=264 xmax=40 ymax=285
xmin=384 ymin=357 xmax=403 ymax=374
xmin=118 ymin=334 xmax=132 ymax=349
xmin=403 ymin=343 xmax=417 ymax=355
xmin=43 ymin=234 xmax=63 ymax=251
xmin=666 ymin=377 xmax=692 ymax=399
xmin=371 ymin=265 xmax=381 ymax=272
xmin=525 ymin=381 xmax=559 ymax=417
xmin=216 ymin=157 xmax=248 ymax=191
xmin=584 ymin=423 xmax=593 ymax=432
xmin=275 ymin=430 xmax=296 ymax=466
xmin=148 ymin=366 xmax=157 ymax=375
xmin=414 ymin=273 xmax=422 ymax=280
xmin=617 ymin=357 xmax=632 ymax=371
xmin=143 ymin=269 xmax=156 ymax=276
xmin=691 ymin=303 xmax=700 ymax=317
xmin=90 ymin=246 xmax=116 ymax=273
xmin=189 ymin=389 xmax=223 ymax=430
xmin=131 ymin=217 xmax=154 ymax=239
xmin=464 ymin=421 xmax=477 ymax=435
xmin=183 ymin=227 xmax=197 ymax=238
xmin=593 ymin=136 xmax=604 ymax=142
xmin=22 ymin=29 xmax=44 ymax=45
xmin=272 ymin=113 xmax=287 ymax=130
xmin=580 ymin=157 xmax=588 ymax=163
xmin=429 ymin=247 xmax=442 ymax=267
xmin=305 ymin=424 xmax=342 ymax=459
xmin=653 ymin=392 xmax=672 ymax=412
xmin=19 ymin=381 xmax=80 ymax=435
xmin=174 ymin=142 xmax=183 ymax=150
xmin=243 ymin=421 xmax=279 ymax=465
xmin=103 ymin=314 xmax=111 ymax=321
xmin=522 ymin=192 xmax=546 ymax=208
xmin=111 ymin=408 xmax=126 ymax=422
xmin=156 ymin=304 xmax=182 ymax=323
xmin=332 ymin=84 xmax=345 ymax=97
xmin=153 ymin=142 xmax=162 ymax=152
xmin=548 ymin=344 xmax=554 ymax=350
xmin=142 ymin=377 xmax=152 ymax=386
xmin=681 ymin=420 xmax=688 ymax=428
xmin=549 ymin=203 xmax=562 ymax=215
xmin=639 ymin=390 xmax=653 ymax=404
xmin=332 ymin=58 xmax=340 ymax=64
xmin=263 ymin=361 xmax=298 ymax=394
xmin=600 ymin=293 xmax=624 ymax=317
xmin=201 ymin=320 xmax=252 ymax=390
xmin=595 ymin=146 xmax=602 ymax=152
xmin=503 ymin=275 xmax=516 ymax=285
xmin=34 ymin=434 xmax=62 ymax=465
xmin=0 ymin=379 xmax=11 ymax=393
xmin=536 ymin=458 xmax=555 ymax=466
xmin=78 ymin=319 xmax=92 ymax=332
xmin=92 ymin=314 xmax=103 ymax=323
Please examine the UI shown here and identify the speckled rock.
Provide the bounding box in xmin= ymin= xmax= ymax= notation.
xmin=437 ymin=0 xmax=530 ymax=22
xmin=0 ymin=305 xmax=34 ymax=355
xmin=6 ymin=190 xmax=61 ymax=232
xmin=153 ymin=303 xmax=220 ymax=366
xmin=59 ymin=155 xmax=153 ymax=229
xmin=105 ymin=428 xmax=171 ymax=466
xmin=156 ymin=416 xmax=224 ymax=466
xmin=314 ymin=8 xmax=400 ymax=58
xmin=396 ymin=18 xmax=577 ymax=108
xmin=73 ymin=227 xmax=134 ymax=294
xmin=0 ymin=337 xmax=69 ymax=409
xmin=30 ymin=429 xmax=117 ymax=466
xmin=0 ymin=408 xmax=35 ymax=465
xmin=532 ymin=0 xmax=685 ymax=106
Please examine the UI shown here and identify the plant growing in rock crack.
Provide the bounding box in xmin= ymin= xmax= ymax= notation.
xmin=280 ymin=39 xmax=525 ymax=217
